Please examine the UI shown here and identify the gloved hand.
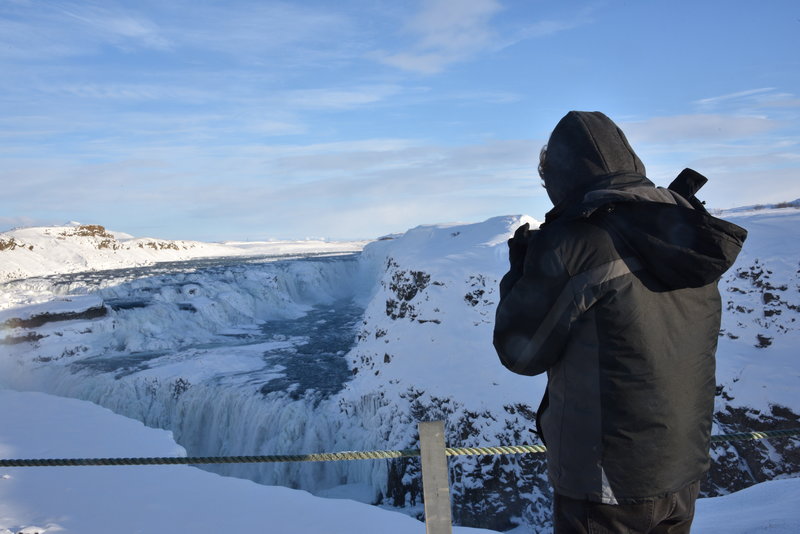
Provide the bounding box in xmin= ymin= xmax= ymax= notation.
xmin=508 ymin=222 xmax=531 ymax=268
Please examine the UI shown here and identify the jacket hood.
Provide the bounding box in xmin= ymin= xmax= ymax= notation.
xmin=544 ymin=174 xmax=748 ymax=289
xmin=542 ymin=111 xmax=645 ymax=206
xmin=581 ymin=181 xmax=748 ymax=289
xmin=604 ymin=201 xmax=747 ymax=288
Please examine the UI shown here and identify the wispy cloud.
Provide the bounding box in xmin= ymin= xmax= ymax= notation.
xmin=622 ymin=114 xmax=781 ymax=144
xmin=0 ymin=14 xmax=84 ymax=60
xmin=374 ymin=0 xmax=503 ymax=74
xmin=492 ymin=6 xmax=594 ymax=52
xmin=0 ymin=1 xmax=172 ymax=59
xmin=0 ymin=1 xmax=357 ymax=67
xmin=56 ymin=3 xmax=172 ymax=51
xmin=692 ymin=88 xmax=800 ymax=116
xmin=0 ymin=136 xmax=543 ymax=239
xmin=694 ymin=88 xmax=776 ymax=108
xmin=281 ymin=85 xmax=403 ymax=110
xmin=371 ymin=0 xmax=591 ymax=74
xmin=172 ymin=2 xmax=357 ymax=66
xmin=619 ymin=105 xmax=799 ymax=208
xmin=517 ymin=19 xmax=581 ymax=39
xmin=44 ymin=83 xmax=214 ymax=102
xmin=180 ymin=139 xmax=541 ymax=239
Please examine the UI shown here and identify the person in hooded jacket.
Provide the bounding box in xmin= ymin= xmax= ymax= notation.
xmin=493 ymin=111 xmax=747 ymax=534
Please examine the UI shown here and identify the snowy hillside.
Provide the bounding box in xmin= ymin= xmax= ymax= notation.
xmin=1 ymin=207 xmax=799 ymax=532
xmin=0 ymin=222 xmax=366 ymax=282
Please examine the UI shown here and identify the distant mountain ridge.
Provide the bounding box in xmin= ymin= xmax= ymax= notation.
xmin=718 ymin=198 xmax=800 ymax=213
xmin=0 ymin=223 xmax=366 ymax=282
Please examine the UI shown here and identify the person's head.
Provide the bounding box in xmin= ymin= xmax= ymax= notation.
xmin=538 ymin=111 xmax=645 ymax=206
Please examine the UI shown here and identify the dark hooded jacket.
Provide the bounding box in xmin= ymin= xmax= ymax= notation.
xmin=493 ymin=111 xmax=747 ymax=503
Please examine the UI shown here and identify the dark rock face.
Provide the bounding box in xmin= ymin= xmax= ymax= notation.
xmin=381 ymin=392 xmax=555 ymax=532
xmin=1 ymin=331 xmax=45 ymax=345
xmin=705 ymin=404 xmax=800 ymax=497
xmin=383 ymin=258 xmax=433 ymax=322
xmin=2 ymin=305 xmax=108 ymax=329
xmin=721 ymin=257 xmax=799 ymax=347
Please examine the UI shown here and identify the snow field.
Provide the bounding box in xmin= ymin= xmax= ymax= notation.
xmin=0 ymin=389 xmax=499 ymax=534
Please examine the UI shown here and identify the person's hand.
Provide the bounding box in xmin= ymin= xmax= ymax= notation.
xmin=508 ymin=222 xmax=531 ymax=267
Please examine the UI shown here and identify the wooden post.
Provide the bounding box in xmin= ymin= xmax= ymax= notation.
xmin=419 ymin=420 xmax=453 ymax=534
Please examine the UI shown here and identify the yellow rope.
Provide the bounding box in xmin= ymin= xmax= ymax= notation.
xmin=2 ymin=428 xmax=798 ymax=467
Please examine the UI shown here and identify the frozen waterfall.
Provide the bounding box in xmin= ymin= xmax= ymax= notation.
xmin=0 ymin=252 xmax=399 ymax=501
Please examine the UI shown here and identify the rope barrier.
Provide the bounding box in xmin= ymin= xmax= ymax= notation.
xmin=0 ymin=449 xmax=422 ymax=467
xmin=709 ymin=428 xmax=800 ymax=443
xmin=446 ymin=444 xmax=548 ymax=457
xmin=2 ymin=428 xmax=799 ymax=468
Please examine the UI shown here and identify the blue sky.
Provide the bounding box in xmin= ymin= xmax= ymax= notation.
xmin=1 ymin=0 xmax=798 ymax=241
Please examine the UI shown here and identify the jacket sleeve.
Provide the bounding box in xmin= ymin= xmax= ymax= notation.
xmin=493 ymin=231 xmax=577 ymax=376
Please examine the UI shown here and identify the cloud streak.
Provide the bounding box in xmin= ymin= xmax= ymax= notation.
xmin=694 ymin=88 xmax=776 ymax=109
xmin=0 ymin=0 xmax=357 ymax=69
xmin=56 ymin=2 xmax=172 ymax=51
xmin=281 ymin=85 xmax=403 ymax=110
xmin=369 ymin=0 xmax=592 ymax=74
xmin=622 ymin=114 xmax=781 ymax=144
xmin=374 ymin=0 xmax=503 ymax=73
xmin=0 ymin=1 xmax=172 ymax=60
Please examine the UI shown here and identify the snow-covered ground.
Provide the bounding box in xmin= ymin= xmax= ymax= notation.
xmin=0 ymin=389 xmax=497 ymax=534
xmin=1 ymin=205 xmax=799 ymax=532
xmin=1 ymin=388 xmax=797 ymax=534
xmin=694 ymin=476 xmax=800 ymax=534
